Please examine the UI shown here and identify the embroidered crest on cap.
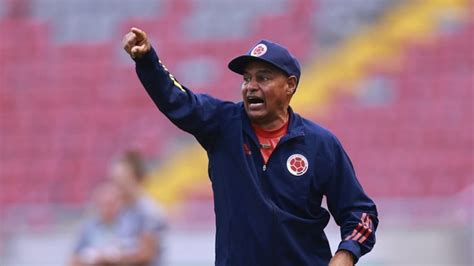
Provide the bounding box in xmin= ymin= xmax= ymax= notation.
xmin=286 ymin=154 xmax=308 ymax=176
xmin=251 ymin=43 xmax=267 ymax=57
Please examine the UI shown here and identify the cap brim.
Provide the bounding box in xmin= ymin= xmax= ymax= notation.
xmin=228 ymin=55 xmax=287 ymax=76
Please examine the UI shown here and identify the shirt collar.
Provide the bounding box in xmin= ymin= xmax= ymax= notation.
xmin=241 ymin=105 xmax=305 ymax=144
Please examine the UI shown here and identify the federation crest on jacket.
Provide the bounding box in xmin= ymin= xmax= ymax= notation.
xmin=286 ymin=154 xmax=308 ymax=176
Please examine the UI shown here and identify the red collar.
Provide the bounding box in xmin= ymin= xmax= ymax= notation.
xmin=251 ymin=120 xmax=289 ymax=138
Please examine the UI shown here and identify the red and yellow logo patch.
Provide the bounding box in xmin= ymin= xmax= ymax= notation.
xmin=251 ymin=44 xmax=267 ymax=57
xmin=286 ymin=154 xmax=308 ymax=176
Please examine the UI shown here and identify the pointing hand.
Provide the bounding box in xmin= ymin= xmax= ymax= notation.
xmin=123 ymin=27 xmax=151 ymax=59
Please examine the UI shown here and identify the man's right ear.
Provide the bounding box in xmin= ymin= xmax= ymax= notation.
xmin=286 ymin=76 xmax=297 ymax=95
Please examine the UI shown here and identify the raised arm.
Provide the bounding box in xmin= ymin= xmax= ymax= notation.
xmin=122 ymin=27 xmax=226 ymax=147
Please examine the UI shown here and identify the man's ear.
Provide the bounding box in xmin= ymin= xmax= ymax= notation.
xmin=286 ymin=76 xmax=297 ymax=95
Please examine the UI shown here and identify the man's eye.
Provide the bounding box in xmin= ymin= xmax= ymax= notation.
xmin=243 ymin=76 xmax=251 ymax=82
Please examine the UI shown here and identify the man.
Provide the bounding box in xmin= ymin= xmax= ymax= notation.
xmin=123 ymin=27 xmax=378 ymax=266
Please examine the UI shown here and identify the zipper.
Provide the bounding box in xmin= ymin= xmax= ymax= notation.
xmin=260 ymin=130 xmax=304 ymax=172
xmin=260 ymin=139 xmax=284 ymax=172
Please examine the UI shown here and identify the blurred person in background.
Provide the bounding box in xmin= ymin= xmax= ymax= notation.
xmin=108 ymin=150 xmax=167 ymax=266
xmin=122 ymin=28 xmax=378 ymax=266
xmin=70 ymin=182 xmax=126 ymax=265
xmin=71 ymin=151 xmax=167 ymax=266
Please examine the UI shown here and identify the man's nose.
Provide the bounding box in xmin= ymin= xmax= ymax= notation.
xmin=244 ymin=78 xmax=258 ymax=91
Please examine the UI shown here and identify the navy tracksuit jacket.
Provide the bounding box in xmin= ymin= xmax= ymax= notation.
xmin=135 ymin=48 xmax=378 ymax=265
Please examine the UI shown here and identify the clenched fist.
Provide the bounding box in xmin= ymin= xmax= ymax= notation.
xmin=123 ymin=27 xmax=151 ymax=59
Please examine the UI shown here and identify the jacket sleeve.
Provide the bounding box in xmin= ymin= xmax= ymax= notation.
xmin=134 ymin=47 xmax=223 ymax=148
xmin=324 ymin=136 xmax=379 ymax=263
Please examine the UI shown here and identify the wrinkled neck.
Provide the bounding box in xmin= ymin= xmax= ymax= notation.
xmin=252 ymin=109 xmax=289 ymax=131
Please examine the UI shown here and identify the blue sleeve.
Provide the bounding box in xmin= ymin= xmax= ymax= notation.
xmin=324 ymin=136 xmax=379 ymax=263
xmin=134 ymin=47 xmax=224 ymax=148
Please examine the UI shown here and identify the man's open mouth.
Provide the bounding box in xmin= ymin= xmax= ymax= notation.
xmin=247 ymin=96 xmax=265 ymax=107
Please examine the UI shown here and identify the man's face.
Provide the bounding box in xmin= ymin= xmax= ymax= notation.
xmin=241 ymin=61 xmax=295 ymax=126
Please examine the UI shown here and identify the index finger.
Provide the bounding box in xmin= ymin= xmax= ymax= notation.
xmin=131 ymin=27 xmax=146 ymax=40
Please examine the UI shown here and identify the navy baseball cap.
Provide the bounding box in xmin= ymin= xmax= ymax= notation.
xmin=228 ymin=39 xmax=301 ymax=83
